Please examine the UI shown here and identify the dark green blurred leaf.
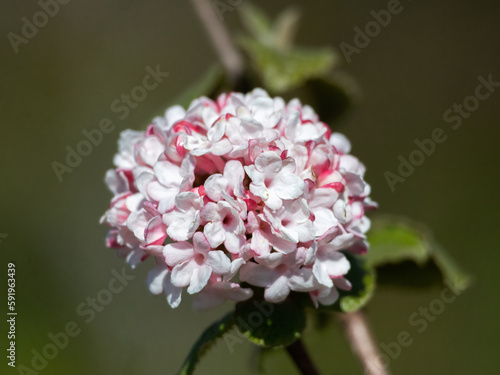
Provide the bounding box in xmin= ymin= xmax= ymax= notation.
xmin=234 ymin=290 xmax=306 ymax=348
xmin=311 ymin=309 xmax=334 ymax=331
xmin=177 ymin=311 xmax=235 ymax=375
xmin=330 ymin=252 xmax=376 ymax=313
xmin=239 ymin=37 xmax=336 ymax=93
xmin=303 ymin=73 xmax=358 ymax=122
xmin=367 ymin=215 xmax=471 ymax=292
xmin=172 ymin=65 xmax=225 ymax=109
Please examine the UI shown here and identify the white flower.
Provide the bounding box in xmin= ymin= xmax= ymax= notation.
xmin=312 ymin=234 xmax=351 ymax=288
xmin=245 ymin=151 xmax=304 ymax=210
xmin=262 ymin=198 xmax=315 ymax=244
xmin=102 ymin=88 xmax=375 ymax=309
xmin=162 ymin=192 xmax=202 ymax=241
xmin=137 ymin=155 xmax=195 ymax=213
xmin=200 ymin=201 xmax=246 ymax=254
xmin=240 ymin=252 xmax=316 ymax=303
xmin=193 ymin=277 xmax=254 ymax=311
xmin=146 ymin=257 xmax=183 ymax=308
xmin=204 ymin=160 xmax=245 ymax=201
xmin=183 ymin=115 xmax=233 ymax=156
xmin=164 ymin=232 xmax=231 ymax=294
xmin=113 ymin=130 xmax=145 ymax=169
xmin=284 ymin=111 xmax=327 ymax=143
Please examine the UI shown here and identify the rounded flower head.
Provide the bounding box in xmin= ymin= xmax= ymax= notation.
xmin=101 ymin=88 xmax=376 ymax=310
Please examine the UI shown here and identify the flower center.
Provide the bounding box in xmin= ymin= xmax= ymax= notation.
xmin=222 ymin=214 xmax=233 ymax=227
xmin=193 ymin=173 xmax=211 ymax=189
xmin=194 ymin=253 xmax=205 ymax=265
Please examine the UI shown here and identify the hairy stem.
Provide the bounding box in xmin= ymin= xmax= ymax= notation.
xmin=338 ymin=311 xmax=390 ymax=375
xmin=189 ymin=0 xmax=244 ymax=82
xmin=285 ymin=338 xmax=320 ymax=375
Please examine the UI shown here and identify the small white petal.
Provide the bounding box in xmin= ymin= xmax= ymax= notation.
xmin=187 ymin=265 xmax=212 ymax=294
xmin=264 ymin=276 xmax=290 ymax=303
xmin=205 ymin=250 xmax=231 ymax=275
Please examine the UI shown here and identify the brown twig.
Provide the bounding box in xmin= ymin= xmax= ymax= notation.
xmin=285 ymin=338 xmax=321 ymax=375
xmin=338 ymin=311 xmax=390 ymax=375
xmin=189 ymin=0 xmax=244 ymax=83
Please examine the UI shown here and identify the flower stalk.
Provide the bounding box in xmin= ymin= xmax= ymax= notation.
xmin=285 ymin=339 xmax=321 ymax=375
xmin=338 ymin=311 xmax=390 ymax=375
xmin=189 ymin=0 xmax=244 ymax=83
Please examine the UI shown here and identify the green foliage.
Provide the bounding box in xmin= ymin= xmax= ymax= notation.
xmin=238 ymin=3 xmax=273 ymax=46
xmin=431 ymin=242 xmax=471 ymax=292
xmin=238 ymin=37 xmax=336 ymax=93
xmin=301 ymin=74 xmax=358 ymax=123
xmin=238 ymin=4 xmax=342 ymax=94
xmin=367 ymin=215 xmax=471 ymax=292
xmin=367 ymin=217 xmax=429 ymax=267
xmin=239 ymin=3 xmax=300 ymax=50
xmin=234 ymin=289 xmax=306 ymax=348
xmin=177 ymin=312 xmax=235 ymax=375
xmin=273 ymin=6 xmax=301 ymax=51
xmin=331 ymin=252 xmax=376 ymax=313
xmin=235 ymin=4 xmax=357 ymax=122
xmin=171 ymin=4 xmax=355 ymax=122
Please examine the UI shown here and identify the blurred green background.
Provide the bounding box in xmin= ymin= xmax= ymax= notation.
xmin=1 ymin=0 xmax=499 ymax=374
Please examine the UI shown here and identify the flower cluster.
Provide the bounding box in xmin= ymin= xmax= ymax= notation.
xmin=101 ymin=89 xmax=376 ymax=310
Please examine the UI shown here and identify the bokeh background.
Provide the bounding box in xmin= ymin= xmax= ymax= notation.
xmin=1 ymin=0 xmax=499 ymax=374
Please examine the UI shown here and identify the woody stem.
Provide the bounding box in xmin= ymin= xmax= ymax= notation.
xmin=285 ymin=338 xmax=321 ymax=375
xmin=338 ymin=311 xmax=390 ymax=375
xmin=189 ymin=0 xmax=244 ymax=83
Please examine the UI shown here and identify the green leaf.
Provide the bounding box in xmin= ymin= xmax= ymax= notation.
xmin=177 ymin=312 xmax=235 ymax=375
xmin=366 ymin=217 xmax=429 ymax=267
xmin=303 ymin=73 xmax=358 ymax=122
xmin=237 ymin=3 xmax=352 ymax=98
xmin=234 ymin=289 xmax=306 ymax=348
xmin=238 ymin=37 xmax=337 ymax=93
xmin=171 ymin=65 xmax=225 ymax=109
xmin=273 ymin=6 xmax=301 ymax=51
xmin=366 ymin=215 xmax=471 ymax=292
xmin=239 ymin=3 xmax=274 ymax=46
xmin=428 ymin=241 xmax=471 ymax=292
xmin=331 ymin=252 xmax=376 ymax=313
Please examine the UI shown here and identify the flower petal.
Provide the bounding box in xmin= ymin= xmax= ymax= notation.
xmin=205 ymin=250 xmax=231 ymax=275
xmin=163 ymin=242 xmax=194 ymax=267
xmin=264 ymin=275 xmax=290 ymax=303
xmin=171 ymin=260 xmax=197 ymax=288
xmin=187 ymin=264 xmax=212 ymax=294
xmin=239 ymin=263 xmax=277 ymax=288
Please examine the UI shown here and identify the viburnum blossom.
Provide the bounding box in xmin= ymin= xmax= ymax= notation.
xmin=101 ymin=88 xmax=376 ymax=310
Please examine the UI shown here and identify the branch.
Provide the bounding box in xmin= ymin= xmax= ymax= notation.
xmin=285 ymin=339 xmax=321 ymax=375
xmin=338 ymin=311 xmax=390 ymax=375
xmin=189 ymin=0 xmax=244 ymax=82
